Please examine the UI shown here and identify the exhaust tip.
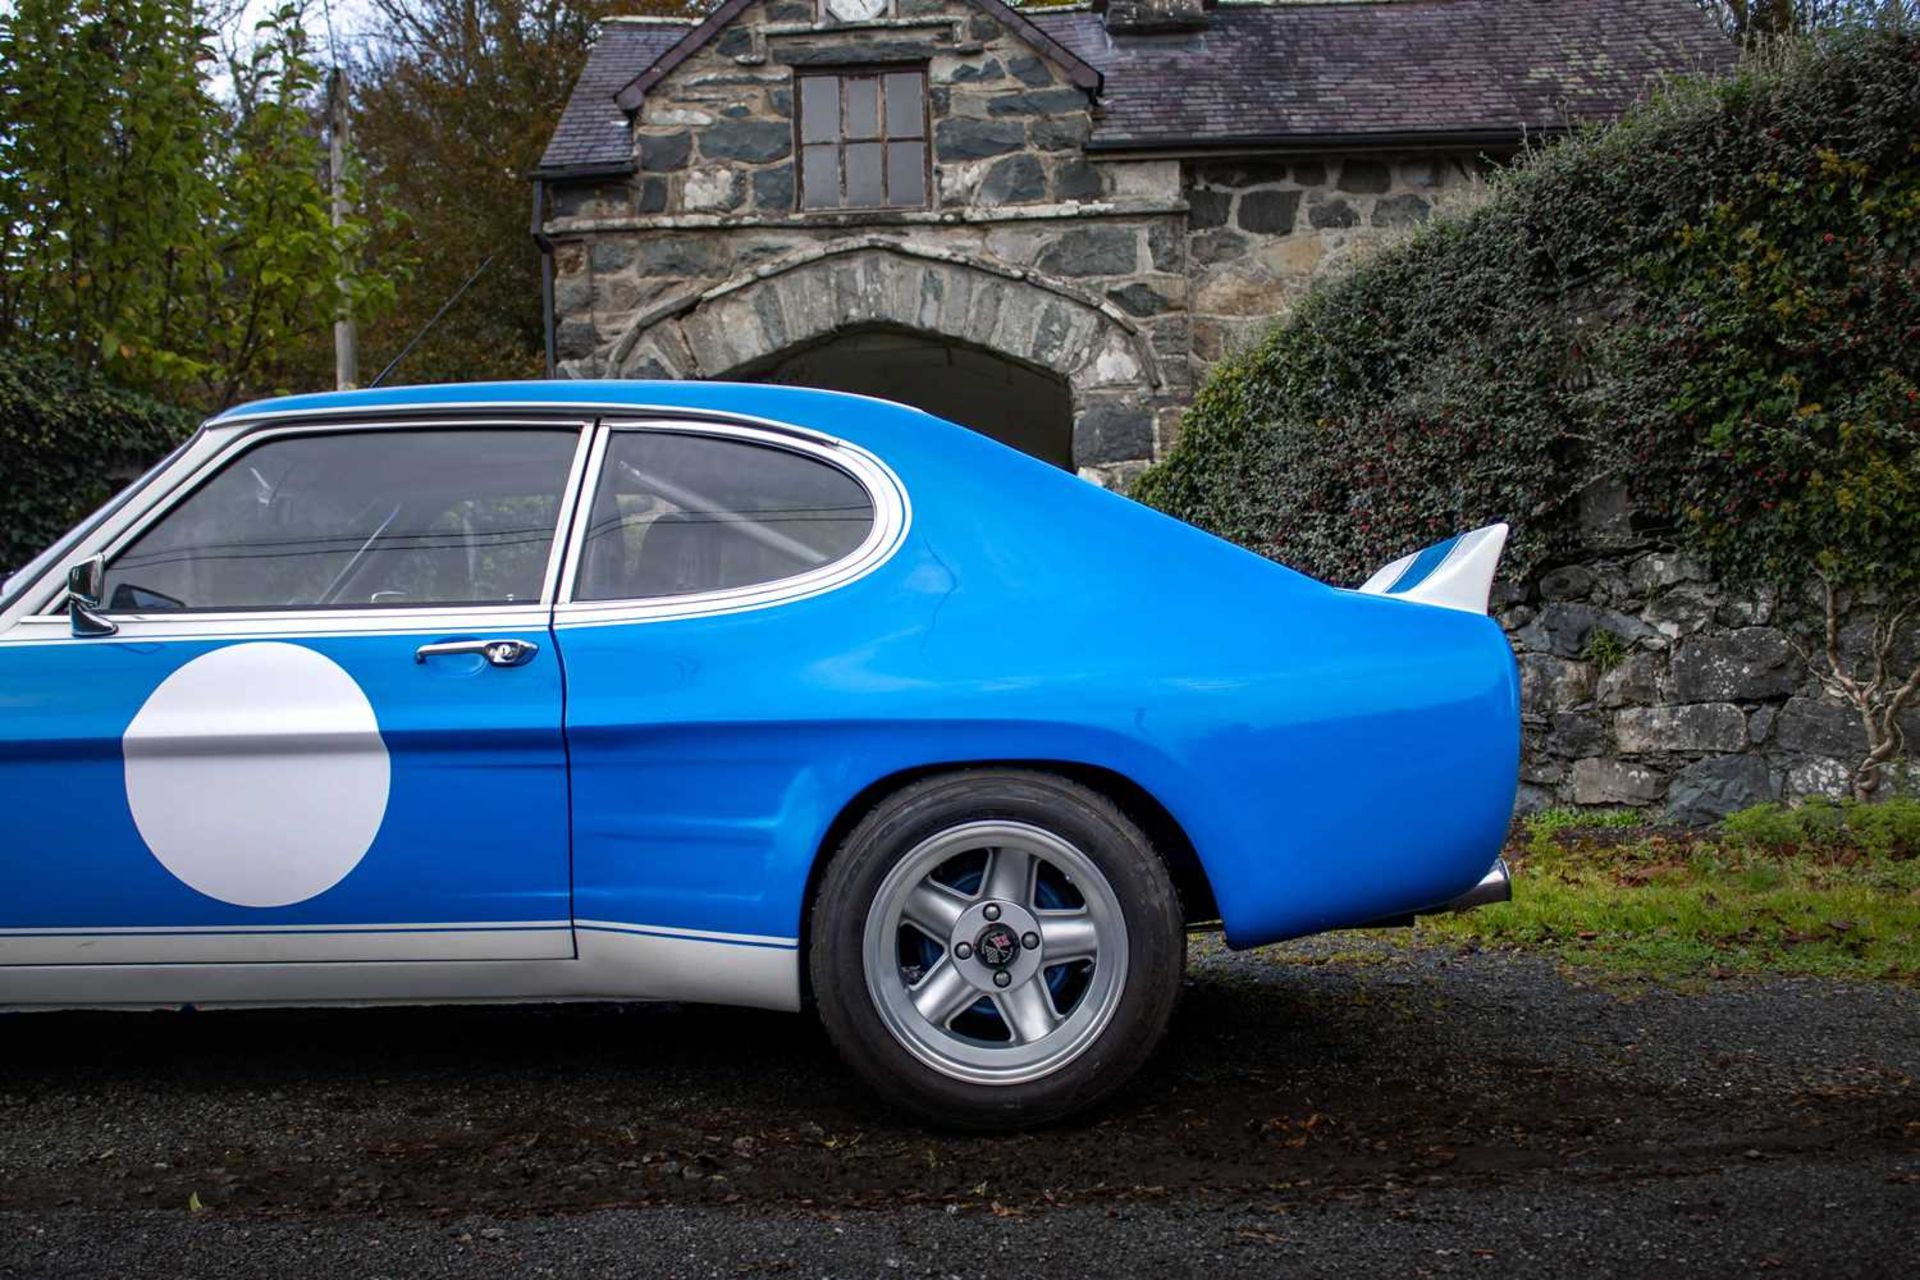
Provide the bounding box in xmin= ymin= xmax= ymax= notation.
xmin=1429 ymin=858 xmax=1512 ymax=915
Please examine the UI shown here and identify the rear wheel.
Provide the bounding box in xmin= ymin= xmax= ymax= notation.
xmin=810 ymin=770 xmax=1184 ymax=1128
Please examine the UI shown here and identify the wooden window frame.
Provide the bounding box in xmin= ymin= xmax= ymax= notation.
xmin=794 ymin=66 xmax=932 ymax=213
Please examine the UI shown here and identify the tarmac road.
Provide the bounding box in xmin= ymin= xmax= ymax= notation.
xmin=1 ymin=938 xmax=1914 ymax=1278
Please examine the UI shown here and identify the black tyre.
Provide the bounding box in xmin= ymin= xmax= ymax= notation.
xmin=809 ymin=769 xmax=1185 ymax=1129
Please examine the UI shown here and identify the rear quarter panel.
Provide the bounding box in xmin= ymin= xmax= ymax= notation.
xmin=554 ymin=388 xmax=1518 ymax=952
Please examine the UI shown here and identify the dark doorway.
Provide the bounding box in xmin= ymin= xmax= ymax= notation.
xmin=735 ymin=327 xmax=1074 ymax=468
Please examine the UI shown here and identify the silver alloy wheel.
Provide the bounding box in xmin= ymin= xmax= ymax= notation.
xmin=861 ymin=819 xmax=1129 ymax=1086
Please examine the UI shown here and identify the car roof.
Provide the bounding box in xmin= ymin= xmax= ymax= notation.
xmin=209 ymin=380 xmax=938 ymax=452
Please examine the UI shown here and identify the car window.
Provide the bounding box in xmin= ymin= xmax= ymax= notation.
xmin=100 ymin=428 xmax=578 ymax=612
xmin=575 ymin=432 xmax=875 ymax=601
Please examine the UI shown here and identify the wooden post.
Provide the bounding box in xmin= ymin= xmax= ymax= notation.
xmin=328 ymin=66 xmax=358 ymax=390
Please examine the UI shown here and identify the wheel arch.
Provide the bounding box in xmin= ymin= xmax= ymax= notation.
xmin=798 ymin=759 xmax=1217 ymax=1003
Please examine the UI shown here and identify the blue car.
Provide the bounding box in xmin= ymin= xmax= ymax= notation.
xmin=0 ymin=382 xmax=1517 ymax=1126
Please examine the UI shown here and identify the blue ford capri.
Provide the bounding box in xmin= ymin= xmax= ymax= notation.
xmin=0 ymin=382 xmax=1518 ymax=1126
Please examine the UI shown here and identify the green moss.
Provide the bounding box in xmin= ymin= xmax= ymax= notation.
xmin=1525 ymin=806 xmax=1646 ymax=839
xmin=1720 ymin=797 xmax=1920 ymax=858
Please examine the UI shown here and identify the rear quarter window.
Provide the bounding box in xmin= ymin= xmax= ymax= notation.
xmin=575 ymin=431 xmax=876 ymax=601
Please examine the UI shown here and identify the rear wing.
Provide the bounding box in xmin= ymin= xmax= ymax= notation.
xmin=1355 ymin=523 xmax=1509 ymax=615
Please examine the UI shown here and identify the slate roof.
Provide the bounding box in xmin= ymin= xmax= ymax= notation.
xmin=537 ymin=0 xmax=1735 ymax=176
xmin=611 ymin=0 xmax=1097 ymax=112
xmin=1036 ymin=0 xmax=1736 ymax=152
xmin=539 ymin=18 xmax=693 ymax=175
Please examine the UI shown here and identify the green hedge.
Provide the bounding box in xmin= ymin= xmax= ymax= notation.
xmin=0 ymin=350 xmax=198 ymax=572
xmin=1135 ymin=28 xmax=1920 ymax=598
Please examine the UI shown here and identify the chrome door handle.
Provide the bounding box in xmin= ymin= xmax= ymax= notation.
xmin=414 ymin=638 xmax=540 ymax=668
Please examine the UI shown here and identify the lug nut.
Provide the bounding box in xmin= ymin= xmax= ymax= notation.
xmin=1021 ymin=931 xmax=1040 ymax=951
xmin=954 ymin=942 xmax=973 ymax=960
xmin=983 ymin=903 xmax=1001 ymax=921
xmin=992 ymin=970 xmax=1012 ymax=988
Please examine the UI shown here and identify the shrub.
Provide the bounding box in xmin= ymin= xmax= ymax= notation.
xmin=1135 ymin=27 xmax=1920 ymax=602
xmin=1582 ymin=627 xmax=1630 ymax=674
xmin=0 ymin=349 xmax=198 ymax=572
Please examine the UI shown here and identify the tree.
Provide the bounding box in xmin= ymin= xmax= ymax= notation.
xmin=1699 ymin=0 xmax=1918 ymax=39
xmin=0 ymin=0 xmax=400 ymax=409
xmin=191 ymin=3 xmax=400 ymax=405
xmin=1792 ymin=583 xmax=1919 ymax=802
xmin=320 ymin=0 xmax=700 ymax=388
xmin=0 ymin=0 xmax=216 ymax=379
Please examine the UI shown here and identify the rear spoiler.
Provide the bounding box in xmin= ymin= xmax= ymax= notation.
xmin=1355 ymin=523 xmax=1509 ymax=615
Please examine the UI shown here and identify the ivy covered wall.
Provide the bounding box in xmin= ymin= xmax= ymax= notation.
xmin=1138 ymin=28 xmax=1920 ymax=816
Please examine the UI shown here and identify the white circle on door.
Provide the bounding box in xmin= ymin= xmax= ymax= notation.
xmin=123 ymin=641 xmax=391 ymax=908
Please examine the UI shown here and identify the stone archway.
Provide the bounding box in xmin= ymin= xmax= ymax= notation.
xmin=735 ymin=326 xmax=1075 ymax=468
xmin=588 ymin=239 xmax=1163 ymax=473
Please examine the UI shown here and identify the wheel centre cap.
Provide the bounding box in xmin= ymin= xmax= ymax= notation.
xmin=973 ymin=922 xmax=1020 ymax=969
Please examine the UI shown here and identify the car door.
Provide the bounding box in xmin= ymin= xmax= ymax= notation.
xmin=0 ymin=419 xmax=590 ymax=969
xmin=549 ymin=420 xmax=904 ymax=991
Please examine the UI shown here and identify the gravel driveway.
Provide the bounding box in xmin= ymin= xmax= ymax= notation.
xmin=2 ymin=938 xmax=1914 ymax=1278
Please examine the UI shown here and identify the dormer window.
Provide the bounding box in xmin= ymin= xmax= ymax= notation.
xmin=797 ymin=69 xmax=928 ymax=211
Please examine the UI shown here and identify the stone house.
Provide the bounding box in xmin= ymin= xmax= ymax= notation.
xmin=534 ymin=0 xmax=1729 ymax=489
xmin=527 ymin=0 xmax=1910 ymax=822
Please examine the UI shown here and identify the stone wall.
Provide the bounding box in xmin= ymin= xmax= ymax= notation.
xmin=1498 ymin=543 xmax=1918 ymax=821
xmin=1182 ymin=153 xmax=1489 ymax=368
xmin=628 ymin=0 xmax=1116 ymax=220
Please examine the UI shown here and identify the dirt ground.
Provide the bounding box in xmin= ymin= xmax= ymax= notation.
xmin=1 ymin=937 xmax=1914 ymax=1278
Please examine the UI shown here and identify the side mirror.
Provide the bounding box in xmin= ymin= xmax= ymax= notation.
xmin=67 ymin=555 xmax=118 ymax=637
